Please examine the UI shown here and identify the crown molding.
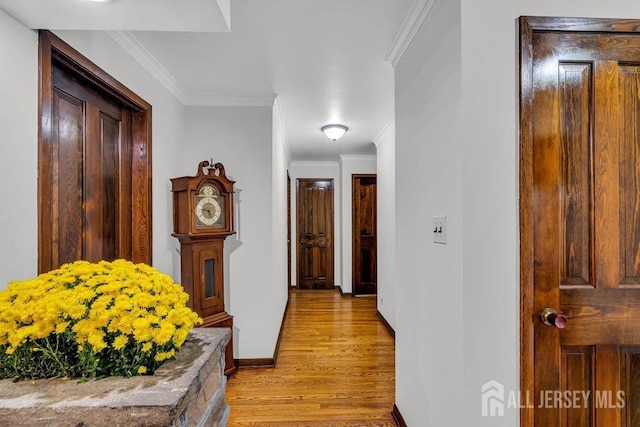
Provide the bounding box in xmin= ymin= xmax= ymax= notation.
xmin=108 ymin=31 xmax=277 ymax=108
xmin=339 ymin=154 xmax=376 ymax=163
xmin=273 ymin=97 xmax=292 ymax=164
xmin=185 ymin=93 xmax=277 ymax=107
xmin=290 ymin=160 xmax=340 ymax=168
xmin=372 ymin=116 xmax=395 ymax=147
xmin=385 ymin=0 xmax=437 ymax=68
xmin=107 ymin=30 xmax=187 ymax=104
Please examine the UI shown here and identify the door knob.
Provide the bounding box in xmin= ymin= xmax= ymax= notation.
xmin=540 ymin=308 xmax=568 ymax=329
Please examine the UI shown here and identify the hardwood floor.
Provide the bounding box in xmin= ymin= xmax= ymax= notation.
xmin=226 ymin=289 xmax=395 ymax=426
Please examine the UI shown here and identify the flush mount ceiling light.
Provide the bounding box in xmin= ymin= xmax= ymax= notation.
xmin=321 ymin=124 xmax=348 ymax=141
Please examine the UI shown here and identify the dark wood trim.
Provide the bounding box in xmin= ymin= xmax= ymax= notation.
xmin=520 ymin=16 xmax=640 ymax=32
xmin=38 ymin=31 xmax=53 ymax=273
xmin=376 ymin=310 xmax=395 ymax=340
xmin=287 ymin=170 xmax=292 ymax=288
xmin=272 ymin=298 xmax=289 ymax=364
xmin=352 ymin=173 xmax=377 ymax=296
xmin=38 ymin=30 xmax=152 ymax=272
xmin=41 ymin=31 xmax=151 ymax=110
xmin=296 ymin=178 xmax=335 ymax=289
xmin=391 ymin=404 xmax=407 ymax=427
xmin=236 ymin=295 xmax=290 ymax=369
xmin=518 ymin=16 xmax=535 ymax=427
xmin=236 ymin=358 xmax=275 ymax=369
xmin=336 ymin=286 xmax=352 ymax=297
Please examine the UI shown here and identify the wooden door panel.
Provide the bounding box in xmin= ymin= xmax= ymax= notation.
xmin=523 ymin=18 xmax=640 ymax=426
xmin=353 ymin=175 xmax=377 ymax=295
xmin=196 ymin=244 xmax=224 ymax=315
xmin=39 ymin=31 xmax=151 ymax=273
xmin=620 ymin=66 xmax=640 ymax=285
xmin=622 ymin=348 xmax=640 ymax=425
xmin=562 ymin=289 xmax=640 ymax=345
xmin=558 ymin=62 xmax=592 ymax=287
xmin=47 ymin=60 xmax=130 ymax=266
xmin=52 ymin=88 xmax=84 ymax=266
xmin=297 ymin=179 xmax=334 ymax=289
xmin=100 ymin=113 xmax=118 ymax=261
xmin=560 ymin=346 xmax=592 ymax=426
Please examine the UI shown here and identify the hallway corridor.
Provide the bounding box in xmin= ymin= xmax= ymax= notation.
xmin=226 ymin=290 xmax=395 ymax=426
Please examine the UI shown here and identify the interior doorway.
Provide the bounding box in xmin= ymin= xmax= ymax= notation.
xmin=352 ymin=174 xmax=377 ymax=296
xmin=296 ymin=178 xmax=334 ymax=289
xmin=520 ymin=16 xmax=640 ymax=426
xmin=38 ymin=31 xmax=152 ymax=272
xmin=287 ymin=171 xmax=292 ymax=288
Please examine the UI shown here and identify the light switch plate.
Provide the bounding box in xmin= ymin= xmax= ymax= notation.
xmin=433 ymin=216 xmax=447 ymax=244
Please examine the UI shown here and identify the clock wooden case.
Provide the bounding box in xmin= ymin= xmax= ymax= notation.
xmin=171 ymin=160 xmax=236 ymax=375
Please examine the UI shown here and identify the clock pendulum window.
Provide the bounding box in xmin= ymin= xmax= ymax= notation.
xmin=170 ymin=160 xmax=236 ymax=376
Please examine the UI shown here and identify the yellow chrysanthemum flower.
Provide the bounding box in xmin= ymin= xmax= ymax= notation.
xmin=0 ymin=259 xmax=200 ymax=380
xmin=113 ymin=335 xmax=128 ymax=351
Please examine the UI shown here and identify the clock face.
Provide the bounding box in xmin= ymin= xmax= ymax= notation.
xmin=194 ymin=184 xmax=225 ymax=228
xmin=195 ymin=197 xmax=221 ymax=225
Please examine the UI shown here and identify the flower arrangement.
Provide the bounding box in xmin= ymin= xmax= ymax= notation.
xmin=0 ymin=259 xmax=201 ymax=381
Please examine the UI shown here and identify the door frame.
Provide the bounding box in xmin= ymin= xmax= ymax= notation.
xmin=352 ymin=174 xmax=377 ymax=296
xmin=287 ymin=171 xmax=292 ymax=289
xmin=518 ymin=16 xmax=640 ymax=427
xmin=38 ymin=30 xmax=152 ymax=272
xmin=295 ymin=178 xmax=334 ymax=289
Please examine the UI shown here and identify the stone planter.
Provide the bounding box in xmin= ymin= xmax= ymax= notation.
xmin=0 ymin=328 xmax=231 ymax=426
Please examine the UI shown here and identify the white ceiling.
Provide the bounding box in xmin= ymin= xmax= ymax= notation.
xmin=0 ymin=0 xmax=414 ymax=160
xmin=0 ymin=0 xmax=231 ymax=32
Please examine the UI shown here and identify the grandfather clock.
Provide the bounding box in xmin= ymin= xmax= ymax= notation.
xmin=171 ymin=160 xmax=237 ymax=375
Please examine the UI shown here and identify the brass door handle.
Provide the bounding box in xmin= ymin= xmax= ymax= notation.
xmin=541 ymin=308 xmax=568 ymax=329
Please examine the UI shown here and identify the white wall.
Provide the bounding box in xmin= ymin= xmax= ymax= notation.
xmin=0 ymin=20 xmax=186 ymax=288
xmin=0 ymin=11 xmax=38 ymax=288
xmin=0 ymin=15 xmax=288 ymax=361
xmin=182 ymin=106 xmax=286 ymax=359
xmin=394 ymin=0 xmax=463 ymax=425
xmin=459 ymin=1 xmax=640 ymax=425
xmin=288 ymin=161 xmax=341 ymax=288
xmin=271 ymin=101 xmax=290 ymax=346
xmin=339 ymin=155 xmax=377 ymax=294
xmin=375 ymin=129 xmax=396 ymax=329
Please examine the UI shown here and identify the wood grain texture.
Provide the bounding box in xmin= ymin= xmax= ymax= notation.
xmin=297 ymin=180 xmax=334 ymax=289
xmin=560 ymin=346 xmax=591 ymax=426
xmin=38 ymin=30 xmax=152 ymax=271
xmin=522 ymin=17 xmax=640 ymax=426
xmin=622 ymin=348 xmax=640 ymax=426
xmin=519 ymin=16 xmax=536 ymax=427
xmin=561 ymin=289 xmax=640 ymax=346
xmin=352 ymin=175 xmax=377 ymax=296
xmin=226 ymin=290 xmax=395 ymax=426
xmin=376 ymin=310 xmax=395 ymax=340
xmin=594 ymin=346 xmax=622 ymax=426
xmin=619 ymin=66 xmax=640 ymax=286
xmin=559 ymin=63 xmax=593 ymax=287
xmin=391 ymin=405 xmax=407 ymax=427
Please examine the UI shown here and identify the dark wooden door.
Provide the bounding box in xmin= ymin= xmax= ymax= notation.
xmin=521 ymin=17 xmax=640 ymax=426
xmin=353 ymin=175 xmax=377 ymax=295
xmin=39 ymin=31 xmax=152 ymax=272
xmin=287 ymin=171 xmax=292 ymax=288
xmin=297 ymin=179 xmax=333 ymax=289
xmin=50 ymin=64 xmax=126 ymax=265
